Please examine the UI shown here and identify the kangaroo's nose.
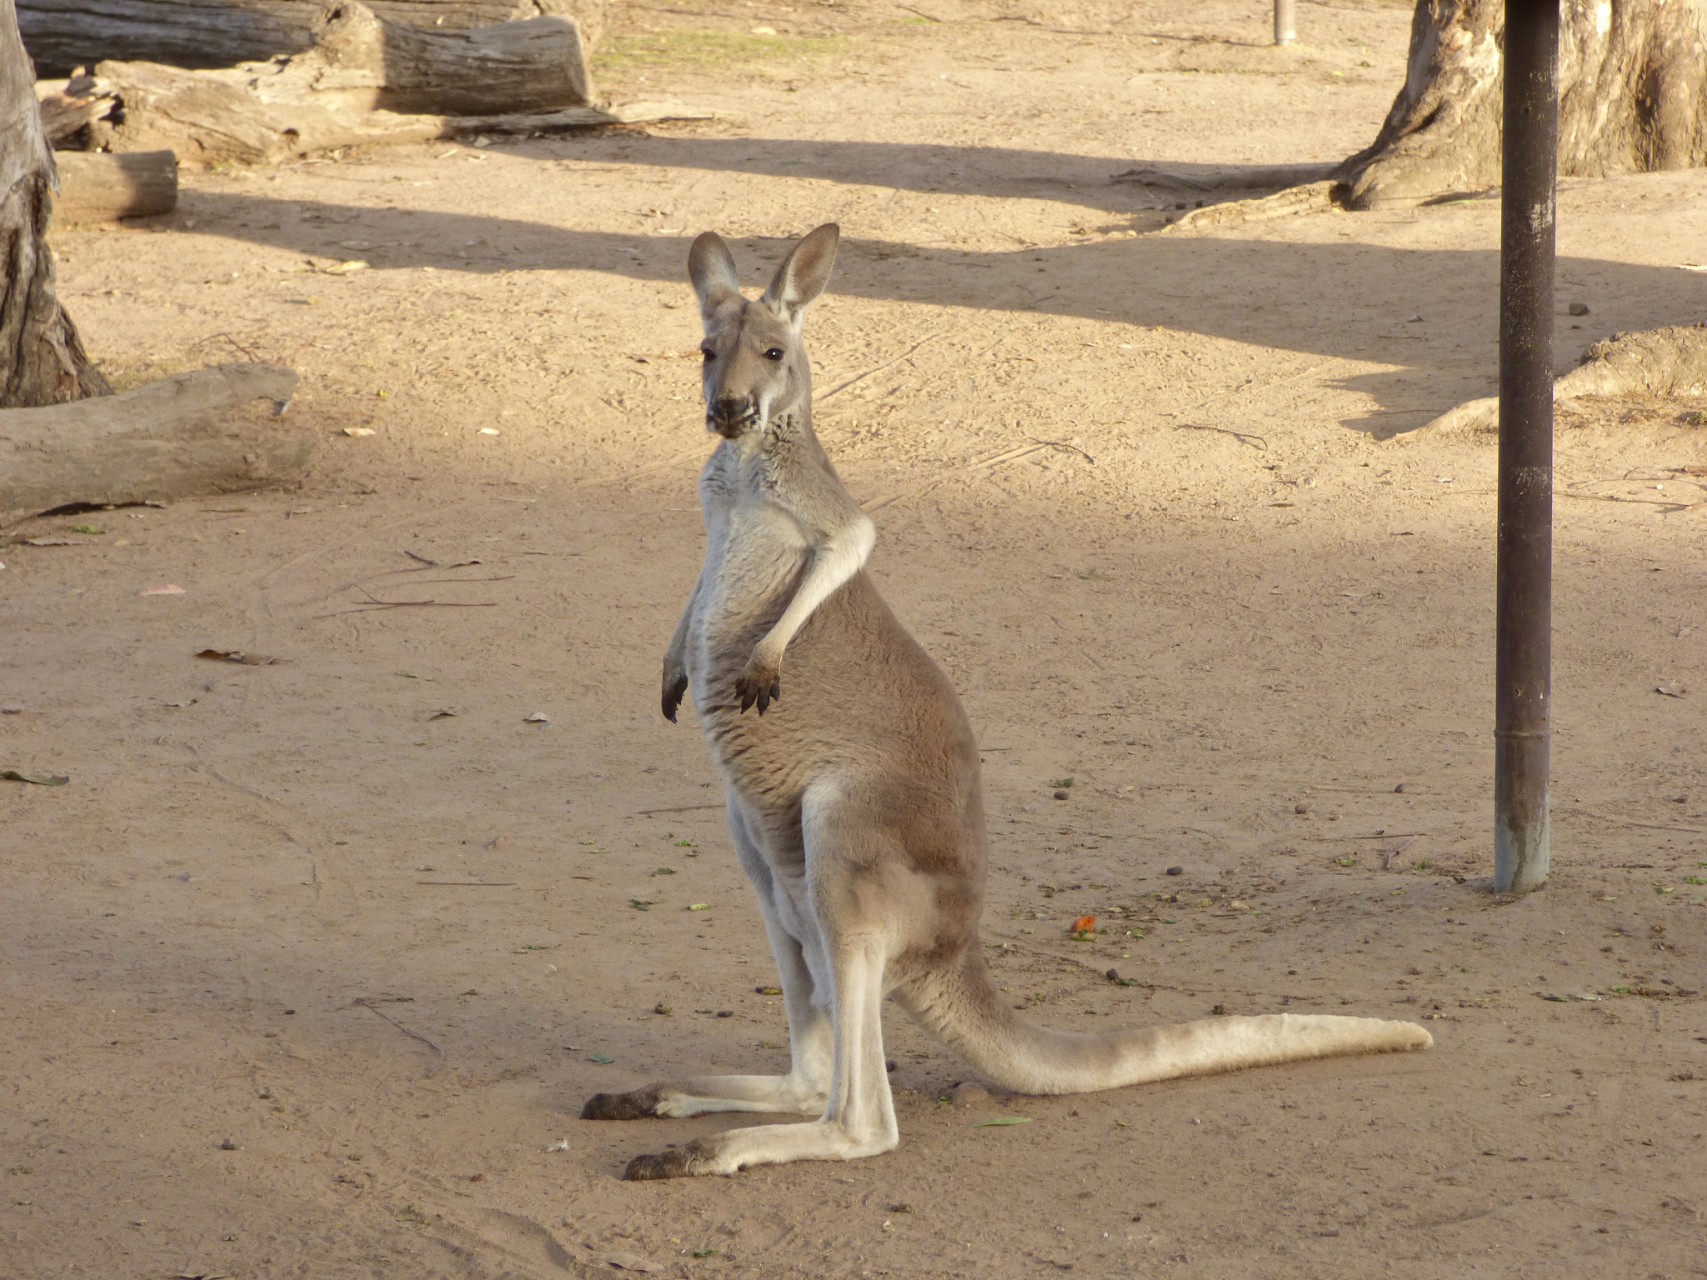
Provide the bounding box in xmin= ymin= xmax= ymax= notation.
xmin=709 ymin=395 xmax=756 ymax=436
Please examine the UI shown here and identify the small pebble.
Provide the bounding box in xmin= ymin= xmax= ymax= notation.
xmin=1294 ymin=801 xmax=1311 ymax=813
xmin=1393 ymin=783 xmax=1406 ymax=794
xmin=653 ymin=1003 xmax=672 ymax=1015
xmin=1165 ymin=866 xmax=1183 ymax=876
xmin=1105 ymin=968 xmax=1121 ymax=981
xmin=1053 ymin=789 xmax=1070 ymax=801
xmin=886 ymin=1059 xmax=899 ymax=1073
xmin=715 ymin=1010 xmax=733 ymax=1018
xmin=950 ymin=1082 xmax=989 ymax=1105
xmin=220 ymin=1139 xmax=237 ymax=1151
xmin=1568 ymin=300 xmax=1590 ymax=316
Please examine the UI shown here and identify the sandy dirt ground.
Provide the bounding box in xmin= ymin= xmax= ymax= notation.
xmin=4 ymin=2 xmax=1707 ymax=1277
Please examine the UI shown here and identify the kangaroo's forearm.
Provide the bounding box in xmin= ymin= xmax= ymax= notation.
xmin=755 ymin=514 xmax=875 ymax=665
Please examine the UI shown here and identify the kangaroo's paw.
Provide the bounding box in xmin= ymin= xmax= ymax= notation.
xmin=581 ymin=1085 xmax=669 ymax=1121
xmin=734 ymin=657 xmax=781 ymax=715
xmin=661 ymin=670 xmax=689 ymax=723
xmin=624 ymin=1142 xmax=716 ymax=1181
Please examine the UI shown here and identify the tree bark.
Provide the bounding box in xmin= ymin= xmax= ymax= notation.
xmin=17 ymin=0 xmax=605 ymax=78
xmin=1341 ymin=0 xmax=1707 ymax=209
xmin=0 ymin=363 xmax=307 ymax=523
xmin=0 ymin=0 xmax=108 ymax=407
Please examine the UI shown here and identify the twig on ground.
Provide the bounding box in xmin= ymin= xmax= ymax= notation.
xmin=815 ymin=332 xmax=943 ymax=402
xmin=1560 ymin=809 xmax=1707 ymax=835
xmin=194 ymin=332 xmax=266 ymax=363
xmin=354 ymin=998 xmax=445 ymax=1077
xmin=1029 ymin=437 xmax=1097 ymax=464
xmin=635 ymin=803 xmax=725 ymax=816
xmin=1174 ymin=421 xmax=1268 ymax=450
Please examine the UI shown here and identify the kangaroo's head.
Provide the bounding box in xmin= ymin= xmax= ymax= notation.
xmin=686 ymin=223 xmax=839 ymax=443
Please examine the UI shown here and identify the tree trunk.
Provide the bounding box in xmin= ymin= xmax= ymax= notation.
xmin=16 ymin=0 xmax=604 ymax=78
xmin=0 ymin=0 xmax=108 ymax=408
xmin=1341 ymin=0 xmax=1707 ymax=209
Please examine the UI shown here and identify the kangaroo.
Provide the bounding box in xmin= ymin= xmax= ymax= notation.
xmin=581 ymin=223 xmax=1431 ymax=1179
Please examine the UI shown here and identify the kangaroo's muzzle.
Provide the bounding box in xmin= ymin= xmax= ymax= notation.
xmin=708 ymin=394 xmax=760 ymax=438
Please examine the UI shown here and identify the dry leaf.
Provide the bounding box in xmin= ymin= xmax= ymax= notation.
xmin=141 ymin=584 xmax=186 ymax=595
xmin=599 ymin=1253 xmax=663 ymax=1273
xmin=1 ymin=770 xmax=68 ymax=786
xmin=197 ymin=649 xmax=287 ymax=666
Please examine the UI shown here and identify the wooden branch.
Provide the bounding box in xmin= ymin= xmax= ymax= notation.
xmin=1110 ymin=162 xmax=1340 ymax=192
xmin=53 ymin=150 xmax=177 ymax=223
xmin=0 ymin=363 xmax=310 ymax=524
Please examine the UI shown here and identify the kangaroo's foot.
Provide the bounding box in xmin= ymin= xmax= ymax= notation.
xmin=581 ymin=1085 xmax=669 ymax=1121
xmin=624 ymin=1119 xmax=897 ymax=1180
xmin=582 ymin=1073 xmax=829 ymax=1122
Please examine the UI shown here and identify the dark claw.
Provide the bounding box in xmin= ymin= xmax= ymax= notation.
xmin=737 ymin=670 xmax=781 ymax=716
xmin=661 ymin=673 xmax=688 ymax=723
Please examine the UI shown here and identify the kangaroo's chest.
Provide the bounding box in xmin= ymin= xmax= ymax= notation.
xmin=688 ymin=498 xmax=807 ymax=676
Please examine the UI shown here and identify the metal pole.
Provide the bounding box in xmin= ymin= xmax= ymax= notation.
xmin=1494 ymin=0 xmax=1559 ymax=894
xmin=1274 ymin=0 xmax=1296 ymax=46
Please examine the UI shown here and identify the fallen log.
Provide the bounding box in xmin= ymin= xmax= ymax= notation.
xmin=47 ymin=0 xmax=709 ymax=164
xmin=17 ymin=0 xmax=605 ymax=78
xmin=1422 ymin=324 xmax=1707 ymax=437
xmin=0 ymin=363 xmax=310 ymax=523
xmin=80 ymin=52 xmax=711 ymax=162
xmin=53 ymin=150 xmax=177 ymax=223
xmin=273 ymin=1 xmax=592 ymax=115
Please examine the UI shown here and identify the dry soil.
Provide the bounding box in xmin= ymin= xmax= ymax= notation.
xmin=3 ymin=2 xmax=1706 ymax=1278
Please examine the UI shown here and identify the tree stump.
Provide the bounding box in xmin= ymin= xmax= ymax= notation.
xmin=0 ymin=0 xmax=108 ymax=407
xmin=1341 ymin=0 xmax=1707 ymax=209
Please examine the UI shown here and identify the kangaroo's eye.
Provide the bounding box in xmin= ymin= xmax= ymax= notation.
xmin=763 ymin=347 xmax=785 ymax=362
xmin=701 ymin=348 xmax=715 ymax=362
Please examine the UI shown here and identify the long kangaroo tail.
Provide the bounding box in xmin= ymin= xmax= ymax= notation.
xmin=896 ymin=952 xmax=1431 ymax=1096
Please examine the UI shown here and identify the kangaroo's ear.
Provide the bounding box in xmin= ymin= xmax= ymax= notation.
xmin=762 ymin=223 xmax=839 ymax=325
xmin=688 ymin=232 xmax=742 ymax=320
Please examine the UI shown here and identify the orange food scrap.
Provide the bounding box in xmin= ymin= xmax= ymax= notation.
xmin=1071 ymin=915 xmax=1096 ymax=933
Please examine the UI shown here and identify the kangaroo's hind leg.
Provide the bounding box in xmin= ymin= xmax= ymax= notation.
xmin=620 ymin=784 xmax=903 ymax=1178
xmin=581 ymin=801 xmax=833 ymax=1121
